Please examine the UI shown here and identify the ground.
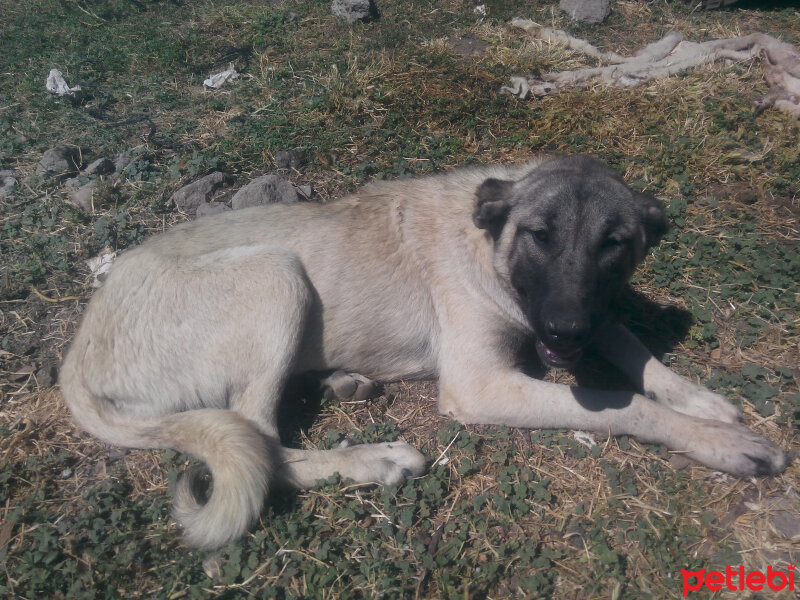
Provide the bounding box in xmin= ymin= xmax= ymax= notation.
xmin=0 ymin=1 xmax=798 ymax=598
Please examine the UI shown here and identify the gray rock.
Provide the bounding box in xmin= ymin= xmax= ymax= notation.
xmin=297 ymin=184 xmax=313 ymax=200
xmin=36 ymin=363 xmax=59 ymax=388
xmin=35 ymin=145 xmax=81 ymax=177
xmin=114 ymin=151 xmax=133 ymax=173
xmin=0 ymin=170 xmax=17 ymax=199
xmin=231 ymin=174 xmax=298 ymax=210
xmin=64 ymin=175 xmax=90 ymax=190
xmin=67 ymin=180 xmax=97 ymax=211
xmin=275 ymin=149 xmax=306 ymax=170
xmin=772 ymin=509 xmax=800 ymax=540
xmin=195 ymin=202 xmax=232 ymax=218
xmin=169 ymin=172 xmax=232 ymax=213
xmin=559 ymin=0 xmax=610 ymax=24
xmin=85 ymin=157 xmax=115 ymax=176
xmin=331 ymin=0 xmax=377 ymax=23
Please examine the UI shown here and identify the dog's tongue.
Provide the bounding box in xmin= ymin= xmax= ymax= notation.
xmin=536 ymin=340 xmax=583 ymax=369
xmin=543 ymin=345 xmax=580 ymax=360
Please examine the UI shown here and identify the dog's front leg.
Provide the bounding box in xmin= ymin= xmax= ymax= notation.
xmin=592 ymin=322 xmax=740 ymax=423
xmin=438 ymin=359 xmax=787 ymax=477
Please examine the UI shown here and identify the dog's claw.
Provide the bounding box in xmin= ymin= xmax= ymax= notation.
xmin=688 ymin=420 xmax=789 ymax=477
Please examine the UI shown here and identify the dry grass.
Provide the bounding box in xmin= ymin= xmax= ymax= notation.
xmin=1 ymin=0 xmax=799 ymax=598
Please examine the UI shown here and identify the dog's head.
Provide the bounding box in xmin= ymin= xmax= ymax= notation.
xmin=473 ymin=155 xmax=667 ymax=369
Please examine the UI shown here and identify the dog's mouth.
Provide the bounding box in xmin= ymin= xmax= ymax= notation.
xmin=535 ymin=340 xmax=583 ymax=369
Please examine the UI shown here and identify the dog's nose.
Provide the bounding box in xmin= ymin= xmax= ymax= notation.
xmin=543 ymin=315 xmax=590 ymax=350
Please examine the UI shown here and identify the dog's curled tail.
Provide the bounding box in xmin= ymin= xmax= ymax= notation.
xmin=60 ymin=369 xmax=271 ymax=550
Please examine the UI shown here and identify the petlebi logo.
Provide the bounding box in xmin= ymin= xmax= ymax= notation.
xmin=681 ymin=564 xmax=795 ymax=596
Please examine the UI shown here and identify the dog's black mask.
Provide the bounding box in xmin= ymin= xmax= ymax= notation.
xmin=473 ymin=155 xmax=667 ymax=369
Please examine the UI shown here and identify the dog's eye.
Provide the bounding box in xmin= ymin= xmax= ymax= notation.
xmin=531 ymin=229 xmax=549 ymax=245
xmin=601 ymin=237 xmax=622 ymax=251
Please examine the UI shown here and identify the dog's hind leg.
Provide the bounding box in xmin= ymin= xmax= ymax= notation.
xmin=593 ymin=322 xmax=740 ymax=424
xmin=274 ymin=441 xmax=426 ymax=489
xmin=221 ymin=250 xmax=313 ymax=439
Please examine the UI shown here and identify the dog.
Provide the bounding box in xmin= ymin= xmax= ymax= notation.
xmin=60 ymin=155 xmax=788 ymax=550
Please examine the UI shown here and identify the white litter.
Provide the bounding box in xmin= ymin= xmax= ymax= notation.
xmin=500 ymin=76 xmax=530 ymax=99
xmin=473 ymin=4 xmax=487 ymax=16
xmin=572 ymin=430 xmax=597 ymax=449
xmin=709 ymin=471 xmax=730 ymax=483
xmin=86 ymin=251 xmax=117 ymax=287
xmin=203 ymin=62 xmax=239 ymax=89
xmin=46 ymin=69 xmax=82 ymax=98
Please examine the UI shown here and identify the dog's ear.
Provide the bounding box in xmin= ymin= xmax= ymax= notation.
xmin=473 ymin=178 xmax=514 ymax=237
xmin=638 ymin=193 xmax=668 ymax=250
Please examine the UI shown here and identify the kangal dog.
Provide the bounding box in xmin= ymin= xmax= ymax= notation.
xmin=61 ymin=155 xmax=788 ymax=549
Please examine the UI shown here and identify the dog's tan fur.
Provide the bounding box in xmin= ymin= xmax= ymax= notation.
xmin=60 ymin=156 xmax=787 ymax=550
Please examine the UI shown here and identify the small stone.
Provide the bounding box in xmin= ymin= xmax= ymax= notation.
xmin=275 ymin=149 xmax=306 ymax=170
xmin=0 ymin=170 xmax=17 ymax=199
xmin=67 ymin=180 xmax=97 ymax=211
xmin=85 ymin=157 xmax=115 ymax=176
xmin=331 ymin=0 xmax=377 ymax=23
xmin=195 ymin=202 xmax=231 ymax=218
xmin=231 ymin=174 xmax=298 ymax=210
xmin=64 ymin=175 xmax=90 ymax=190
xmin=737 ymin=189 xmax=758 ymax=205
xmin=669 ymin=453 xmax=693 ymax=471
xmin=35 ymin=145 xmax=81 ymax=178
xmin=169 ymin=172 xmax=232 ymax=213
xmin=36 ymin=363 xmax=59 ymax=388
xmin=297 ymin=184 xmax=313 ymax=200
xmin=559 ymin=0 xmax=610 ymax=24
xmin=772 ymin=509 xmax=800 ymax=540
xmin=114 ymin=151 xmax=133 ymax=173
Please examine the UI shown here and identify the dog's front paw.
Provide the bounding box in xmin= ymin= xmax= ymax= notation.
xmin=322 ymin=371 xmax=381 ymax=402
xmin=341 ymin=441 xmax=427 ymax=485
xmin=682 ymin=419 xmax=789 ymax=477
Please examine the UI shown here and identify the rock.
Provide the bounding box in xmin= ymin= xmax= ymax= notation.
xmin=231 ymin=174 xmax=298 ymax=210
xmin=449 ymin=35 xmax=490 ymax=59
xmin=559 ymin=0 xmax=610 ymax=24
xmin=772 ymin=509 xmax=800 ymax=540
xmin=64 ymin=175 xmax=90 ymax=190
xmin=0 ymin=170 xmax=17 ymax=199
xmin=196 ymin=202 xmax=231 ymax=218
xmin=67 ymin=180 xmax=97 ymax=211
xmin=297 ymin=184 xmax=313 ymax=200
xmin=114 ymin=151 xmax=133 ymax=173
xmin=36 ymin=363 xmax=59 ymax=388
xmin=275 ymin=149 xmax=306 ymax=170
xmin=169 ymin=172 xmax=232 ymax=213
xmin=331 ymin=0 xmax=377 ymax=23
xmin=85 ymin=157 xmax=115 ymax=176
xmin=35 ymin=145 xmax=81 ymax=178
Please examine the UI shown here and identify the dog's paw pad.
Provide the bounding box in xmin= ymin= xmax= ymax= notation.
xmin=322 ymin=371 xmax=381 ymax=401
